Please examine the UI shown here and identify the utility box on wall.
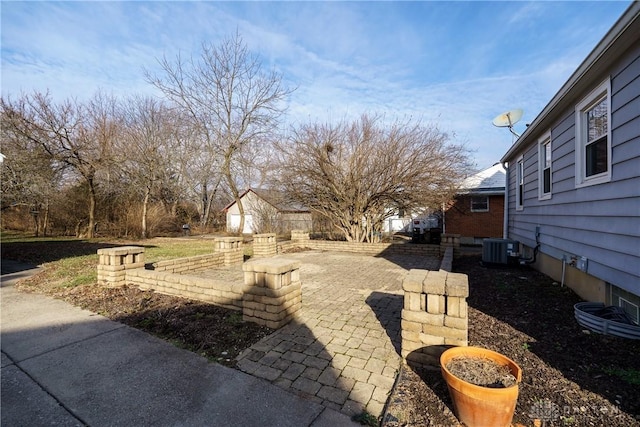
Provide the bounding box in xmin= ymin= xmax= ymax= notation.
xmin=482 ymin=238 xmax=520 ymax=265
xmin=577 ymin=256 xmax=588 ymax=272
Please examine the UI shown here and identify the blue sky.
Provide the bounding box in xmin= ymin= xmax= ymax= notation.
xmin=1 ymin=1 xmax=632 ymax=170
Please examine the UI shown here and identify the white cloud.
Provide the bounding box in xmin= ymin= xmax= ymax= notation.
xmin=507 ymin=1 xmax=547 ymax=27
xmin=1 ymin=0 xmax=631 ymax=171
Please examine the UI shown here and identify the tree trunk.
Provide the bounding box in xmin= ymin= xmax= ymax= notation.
xmin=75 ymin=220 xmax=84 ymax=237
xmin=236 ymin=195 xmax=245 ymax=234
xmin=86 ymin=177 xmax=97 ymax=239
xmin=42 ymin=199 xmax=50 ymax=237
xmin=222 ymin=151 xmax=244 ymax=235
xmin=141 ymin=188 xmax=150 ymax=239
xmin=203 ymin=195 xmax=214 ymax=232
xmin=32 ymin=211 xmax=39 ymax=237
xmin=204 ymin=177 xmax=222 ymax=231
xmin=200 ymin=181 xmax=209 ymax=229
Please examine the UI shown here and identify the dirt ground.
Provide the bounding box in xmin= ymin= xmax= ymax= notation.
xmin=4 ymin=240 xmax=640 ymax=426
xmin=383 ymin=255 xmax=640 ymax=427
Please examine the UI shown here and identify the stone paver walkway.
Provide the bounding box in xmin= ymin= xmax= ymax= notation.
xmin=235 ymin=251 xmax=439 ymax=418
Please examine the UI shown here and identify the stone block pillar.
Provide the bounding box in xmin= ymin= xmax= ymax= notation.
xmin=440 ymin=233 xmax=461 ymax=257
xmin=291 ymin=230 xmax=310 ymax=242
xmin=97 ymin=246 xmax=145 ymax=287
xmin=242 ymin=258 xmax=302 ymax=329
xmin=253 ymin=233 xmax=277 ymax=258
xmin=214 ymin=236 xmax=244 ymax=265
xmin=401 ymin=269 xmax=468 ymax=368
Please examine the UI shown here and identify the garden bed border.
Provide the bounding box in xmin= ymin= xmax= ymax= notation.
xmin=97 ymin=231 xmax=465 ymax=339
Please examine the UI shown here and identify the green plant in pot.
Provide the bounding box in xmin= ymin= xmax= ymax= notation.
xmin=440 ymin=346 xmax=522 ymax=427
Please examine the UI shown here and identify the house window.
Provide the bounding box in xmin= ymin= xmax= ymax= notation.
xmin=619 ymin=298 xmax=639 ymax=325
xmin=538 ymin=132 xmax=552 ymax=200
xmin=575 ymin=79 xmax=611 ymax=187
xmin=516 ymin=156 xmax=524 ymax=211
xmin=610 ymin=284 xmax=640 ymax=325
xmin=471 ymin=196 xmax=489 ymax=212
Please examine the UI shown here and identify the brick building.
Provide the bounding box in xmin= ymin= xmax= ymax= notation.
xmin=444 ymin=163 xmax=505 ymax=245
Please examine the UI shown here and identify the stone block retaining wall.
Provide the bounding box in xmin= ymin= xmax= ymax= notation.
xmin=96 ymin=232 xmax=465 ymax=344
xmin=439 ymin=233 xmax=461 ymax=258
xmin=290 ymin=230 xmax=310 ymax=241
xmin=97 ymin=238 xmax=301 ymax=329
xmin=285 ymin=230 xmax=445 ymax=257
xmin=439 ymin=246 xmax=454 ymax=272
xmin=148 ymin=253 xmax=226 ymax=274
xmin=126 ymin=268 xmax=248 ymax=311
xmin=401 ymin=268 xmax=469 ymax=368
xmin=293 ymin=239 xmax=441 ymax=256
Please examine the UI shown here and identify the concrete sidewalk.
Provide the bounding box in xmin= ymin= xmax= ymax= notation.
xmin=0 ymin=263 xmax=358 ymax=427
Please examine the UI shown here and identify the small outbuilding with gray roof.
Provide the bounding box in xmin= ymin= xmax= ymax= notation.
xmin=223 ymin=188 xmax=312 ymax=234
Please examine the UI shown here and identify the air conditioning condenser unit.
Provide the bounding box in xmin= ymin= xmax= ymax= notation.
xmin=482 ymin=238 xmax=520 ymax=265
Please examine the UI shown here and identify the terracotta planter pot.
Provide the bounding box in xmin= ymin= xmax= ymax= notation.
xmin=440 ymin=346 xmax=522 ymax=427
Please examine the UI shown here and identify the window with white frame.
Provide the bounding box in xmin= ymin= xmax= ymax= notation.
xmin=575 ymin=79 xmax=611 ymax=187
xmin=538 ymin=132 xmax=552 ymax=200
xmin=470 ymin=196 xmax=489 ymax=212
xmin=516 ymin=156 xmax=524 ymax=210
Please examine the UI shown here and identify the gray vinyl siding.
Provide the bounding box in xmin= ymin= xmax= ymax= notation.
xmin=506 ymin=42 xmax=640 ymax=296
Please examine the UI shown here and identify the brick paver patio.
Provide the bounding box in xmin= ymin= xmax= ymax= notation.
xmin=234 ymin=251 xmax=440 ymax=418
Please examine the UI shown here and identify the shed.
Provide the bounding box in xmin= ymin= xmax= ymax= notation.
xmin=223 ymin=189 xmax=312 ymax=234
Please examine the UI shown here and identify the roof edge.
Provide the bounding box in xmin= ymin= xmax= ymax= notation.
xmin=501 ymin=2 xmax=640 ymax=162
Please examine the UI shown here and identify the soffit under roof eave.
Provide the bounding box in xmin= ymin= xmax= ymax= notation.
xmin=457 ymin=189 xmax=505 ymax=196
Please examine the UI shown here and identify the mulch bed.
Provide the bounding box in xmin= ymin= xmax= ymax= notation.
xmin=383 ymin=254 xmax=640 ymax=427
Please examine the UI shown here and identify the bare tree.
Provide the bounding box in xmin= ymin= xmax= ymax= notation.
xmin=233 ymin=134 xmax=279 ymax=192
xmin=180 ymin=131 xmax=224 ymax=231
xmin=117 ymin=96 xmax=184 ymax=238
xmin=0 ymin=115 xmax=60 ymax=236
xmin=146 ymin=32 xmax=293 ymax=234
xmin=250 ymin=200 xmax=280 ymax=234
xmin=276 ymin=114 xmax=472 ymax=242
xmin=1 ymin=92 xmax=118 ymax=238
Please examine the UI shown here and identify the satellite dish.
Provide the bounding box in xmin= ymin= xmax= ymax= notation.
xmin=492 ymin=108 xmax=523 ymax=139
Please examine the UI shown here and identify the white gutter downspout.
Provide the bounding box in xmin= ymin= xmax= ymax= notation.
xmin=442 ymin=202 xmax=446 ymax=234
xmin=502 ymin=162 xmax=509 ymax=239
